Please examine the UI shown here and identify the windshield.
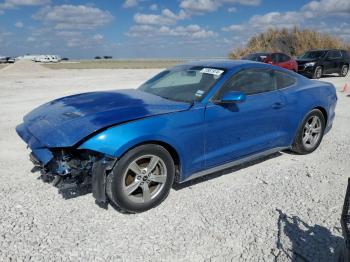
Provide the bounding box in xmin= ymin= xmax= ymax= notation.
xmin=300 ymin=51 xmax=327 ymax=59
xmin=138 ymin=66 xmax=225 ymax=103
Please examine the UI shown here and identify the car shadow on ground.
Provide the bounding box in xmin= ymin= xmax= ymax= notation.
xmin=173 ymin=152 xmax=282 ymax=190
xmin=274 ymin=209 xmax=343 ymax=262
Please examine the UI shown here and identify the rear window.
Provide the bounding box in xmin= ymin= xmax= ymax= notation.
xmin=275 ymin=71 xmax=296 ymax=89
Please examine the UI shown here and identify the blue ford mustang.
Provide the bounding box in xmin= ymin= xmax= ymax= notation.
xmin=16 ymin=60 xmax=337 ymax=212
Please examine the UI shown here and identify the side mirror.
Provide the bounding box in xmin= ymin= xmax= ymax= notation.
xmin=219 ymin=91 xmax=246 ymax=104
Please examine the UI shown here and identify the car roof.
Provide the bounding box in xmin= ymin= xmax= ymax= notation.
xmin=182 ymin=59 xmax=263 ymax=70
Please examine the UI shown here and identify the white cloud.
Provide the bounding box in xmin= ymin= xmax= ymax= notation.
xmin=158 ymin=24 xmax=215 ymax=38
xmin=93 ymin=34 xmax=104 ymax=41
xmin=128 ymin=24 xmax=216 ymax=39
xmin=222 ymin=24 xmax=245 ymax=32
xmin=134 ymin=9 xmax=188 ymax=25
xmin=222 ymin=0 xmax=350 ymax=34
xmin=27 ymin=28 xmax=108 ymax=49
xmin=221 ymin=0 xmax=350 ymax=49
xmin=301 ymin=0 xmax=350 ymax=17
xmin=221 ymin=11 xmax=301 ymax=38
xmin=33 ymin=5 xmax=114 ymax=30
xmin=15 ymin=21 xmax=24 ymax=28
xmin=26 ymin=36 xmax=35 ymax=42
xmin=5 ymin=0 xmax=49 ymax=5
xmin=228 ymin=7 xmax=236 ymax=12
xmin=55 ymin=31 xmax=82 ymax=37
xmin=249 ymin=11 xmax=301 ymax=28
xmin=180 ymin=0 xmax=260 ymax=13
xmin=0 ymin=0 xmax=49 ymax=12
xmin=150 ymin=4 xmax=158 ymax=11
xmin=123 ymin=0 xmax=138 ymax=8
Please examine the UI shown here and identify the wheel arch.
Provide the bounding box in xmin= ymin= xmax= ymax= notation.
xmin=314 ymin=106 xmax=328 ymax=126
xmin=118 ymin=140 xmax=182 ymax=182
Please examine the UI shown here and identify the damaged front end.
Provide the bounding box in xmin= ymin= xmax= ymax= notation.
xmin=30 ymin=148 xmax=116 ymax=204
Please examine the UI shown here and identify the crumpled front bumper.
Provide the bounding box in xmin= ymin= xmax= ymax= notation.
xmin=16 ymin=123 xmax=53 ymax=165
xmin=16 ymin=122 xmax=117 ymax=205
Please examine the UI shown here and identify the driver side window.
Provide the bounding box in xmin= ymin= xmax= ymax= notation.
xmin=217 ymin=69 xmax=276 ymax=98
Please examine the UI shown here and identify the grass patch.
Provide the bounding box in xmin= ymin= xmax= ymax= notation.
xmin=43 ymin=60 xmax=185 ymax=69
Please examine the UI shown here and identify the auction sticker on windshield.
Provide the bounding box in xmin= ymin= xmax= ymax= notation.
xmin=200 ymin=68 xmax=224 ymax=76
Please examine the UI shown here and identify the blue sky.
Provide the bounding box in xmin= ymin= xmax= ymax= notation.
xmin=0 ymin=0 xmax=349 ymax=59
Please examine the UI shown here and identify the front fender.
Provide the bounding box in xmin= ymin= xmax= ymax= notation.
xmin=78 ymin=107 xmax=206 ymax=180
xmin=80 ymin=128 xmax=182 ymax=160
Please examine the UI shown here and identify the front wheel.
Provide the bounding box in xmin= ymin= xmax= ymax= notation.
xmin=340 ymin=65 xmax=349 ymax=77
xmin=292 ymin=109 xmax=325 ymax=154
xmin=313 ymin=66 xmax=323 ymax=79
xmin=106 ymin=144 xmax=175 ymax=213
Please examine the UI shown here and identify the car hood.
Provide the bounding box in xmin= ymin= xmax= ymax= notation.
xmin=17 ymin=89 xmax=190 ymax=148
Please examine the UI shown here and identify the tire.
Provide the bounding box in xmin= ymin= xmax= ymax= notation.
xmin=292 ymin=109 xmax=326 ymax=155
xmin=340 ymin=64 xmax=349 ymax=77
xmin=106 ymin=144 xmax=175 ymax=213
xmin=312 ymin=66 xmax=323 ymax=79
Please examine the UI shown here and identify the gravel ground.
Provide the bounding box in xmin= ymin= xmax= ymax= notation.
xmin=0 ymin=63 xmax=349 ymax=261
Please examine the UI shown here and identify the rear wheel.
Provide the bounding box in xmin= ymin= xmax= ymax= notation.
xmin=340 ymin=65 xmax=349 ymax=77
xmin=292 ymin=109 xmax=325 ymax=154
xmin=106 ymin=144 xmax=175 ymax=213
xmin=313 ymin=66 xmax=323 ymax=79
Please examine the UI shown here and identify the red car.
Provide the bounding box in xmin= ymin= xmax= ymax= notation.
xmin=242 ymin=52 xmax=298 ymax=72
xmin=263 ymin=53 xmax=298 ymax=72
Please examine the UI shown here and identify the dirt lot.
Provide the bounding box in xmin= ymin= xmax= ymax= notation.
xmin=0 ymin=62 xmax=349 ymax=261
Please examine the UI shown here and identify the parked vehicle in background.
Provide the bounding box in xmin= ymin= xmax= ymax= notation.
xmin=0 ymin=56 xmax=8 ymax=63
xmin=7 ymin=57 xmax=15 ymax=63
xmin=48 ymin=55 xmax=61 ymax=63
xmin=262 ymin=53 xmax=298 ymax=72
xmin=33 ymin=55 xmax=61 ymax=63
xmin=34 ymin=55 xmax=49 ymax=63
xmin=0 ymin=56 xmax=15 ymax=63
xmin=242 ymin=52 xmax=298 ymax=72
xmin=297 ymin=49 xmax=350 ymax=79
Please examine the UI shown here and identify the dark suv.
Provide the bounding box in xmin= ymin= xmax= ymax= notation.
xmin=297 ymin=49 xmax=350 ymax=79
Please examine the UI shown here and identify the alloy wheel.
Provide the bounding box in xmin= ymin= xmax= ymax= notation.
xmin=342 ymin=66 xmax=349 ymax=76
xmin=315 ymin=67 xmax=322 ymax=78
xmin=302 ymin=115 xmax=322 ymax=150
xmin=121 ymin=155 xmax=167 ymax=204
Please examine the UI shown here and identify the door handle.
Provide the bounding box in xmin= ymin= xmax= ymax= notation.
xmin=272 ymin=102 xmax=284 ymax=109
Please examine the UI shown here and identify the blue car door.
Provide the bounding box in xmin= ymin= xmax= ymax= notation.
xmin=204 ymin=68 xmax=288 ymax=168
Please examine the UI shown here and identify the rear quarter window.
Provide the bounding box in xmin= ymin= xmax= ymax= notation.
xmin=275 ymin=71 xmax=296 ymax=89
